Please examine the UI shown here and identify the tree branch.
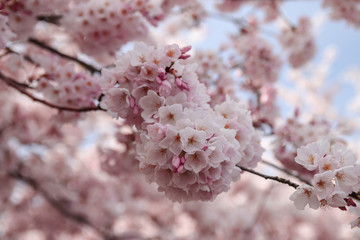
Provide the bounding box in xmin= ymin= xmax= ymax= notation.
xmin=237 ymin=165 xmax=300 ymax=189
xmin=0 ymin=71 xmax=104 ymax=112
xmin=37 ymin=15 xmax=62 ymax=25
xmin=261 ymin=160 xmax=312 ymax=185
xmin=238 ymin=164 xmax=360 ymax=202
xmin=28 ymin=38 xmax=101 ymax=74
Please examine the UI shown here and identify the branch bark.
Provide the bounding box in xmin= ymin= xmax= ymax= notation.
xmin=28 ymin=38 xmax=101 ymax=74
xmin=237 ymin=165 xmax=300 ymax=189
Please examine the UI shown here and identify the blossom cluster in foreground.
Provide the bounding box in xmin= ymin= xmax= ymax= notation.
xmin=100 ymin=42 xmax=264 ymax=202
xmin=290 ymin=139 xmax=360 ymax=227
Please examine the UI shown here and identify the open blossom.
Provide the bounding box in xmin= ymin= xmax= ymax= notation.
xmin=100 ymin=88 xmax=130 ymax=118
xmin=312 ymin=171 xmax=335 ymax=199
xmin=100 ymin=42 xmax=264 ymax=201
xmin=295 ymin=140 xmax=329 ymax=171
xmin=290 ymin=185 xmax=320 ymax=210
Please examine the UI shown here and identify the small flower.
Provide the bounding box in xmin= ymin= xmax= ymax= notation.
xmin=295 ymin=141 xmax=326 ymax=171
xmin=312 ymin=171 xmax=335 ymax=199
xmin=100 ymin=88 xmax=130 ymax=118
xmin=164 ymin=44 xmax=181 ymax=61
xmin=139 ymin=90 xmax=165 ymax=122
xmin=184 ymin=151 xmax=208 ymax=173
xmin=289 ymin=184 xmax=320 ymax=210
xmin=180 ymin=127 xmax=207 ymax=154
xmin=158 ymin=104 xmax=183 ymax=125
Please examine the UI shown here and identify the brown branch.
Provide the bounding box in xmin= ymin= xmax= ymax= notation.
xmin=28 ymin=38 xmax=101 ymax=74
xmin=261 ymin=160 xmax=312 ymax=185
xmin=0 ymin=71 xmax=104 ymax=112
xmin=237 ymin=165 xmax=300 ymax=189
xmin=240 ymin=163 xmax=360 ymax=203
xmin=37 ymin=15 xmax=62 ymax=25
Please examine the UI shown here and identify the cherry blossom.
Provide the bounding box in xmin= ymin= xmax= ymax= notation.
xmin=1 ymin=0 xmax=360 ymax=237
xmin=290 ymin=184 xmax=320 ymax=210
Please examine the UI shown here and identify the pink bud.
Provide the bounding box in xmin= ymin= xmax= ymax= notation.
xmin=179 ymin=54 xmax=191 ymax=60
xmin=181 ymin=82 xmax=190 ymax=91
xmin=129 ymin=96 xmax=135 ymax=108
xmin=133 ymin=105 xmax=140 ymax=114
xmin=159 ymin=80 xmax=172 ymax=97
xmin=345 ymin=198 xmax=357 ymax=207
xmin=158 ymin=71 xmax=166 ymax=80
xmin=172 ymin=156 xmax=181 ymax=169
xmin=175 ymin=77 xmax=182 ymax=87
xmin=156 ymin=76 xmax=162 ymax=84
xmin=180 ymin=45 xmax=192 ymax=54
xmin=180 ymin=156 xmax=186 ymax=164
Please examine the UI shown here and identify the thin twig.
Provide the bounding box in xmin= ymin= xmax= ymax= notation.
xmin=28 ymin=38 xmax=101 ymax=74
xmin=237 ymin=165 xmax=299 ymax=189
xmin=0 ymin=71 xmax=104 ymax=112
xmin=261 ymin=160 xmax=312 ymax=185
xmin=37 ymin=15 xmax=62 ymax=24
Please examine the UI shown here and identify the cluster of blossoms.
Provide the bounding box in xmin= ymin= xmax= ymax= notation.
xmin=34 ymin=60 xmax=101 ymax=109
xmin=230 ymin=18 xmax=281 ymax=128
xmin=273 ymin=117 xmax=332 ymax=177
xmin=164 ymin=0 xmax=207 ymax=35
xmin=323 ymin=0 xmax=360 ymax=28
xmin=279 ymin=17 xmax=316 ymax=68
xmin=290 ymin=139 xmax=360 ymax=227
xmin=0 ymin=0 xmax=70 ymax=41
xmin=232 ymin=23 xmax=282 ymax=90
xmin=100 ymin=42 xmax=263 ymax=202
xmin=62 ymin=0 xmax=162 ymax=60
xmin=255 ymin=0 xmax=283 ymax=22
xmin=191 ymin=50 xmax=236 ymax=106
xmin=215 ymin=0 xmax=283 ymax=22
xmin=249 ymin=84 xmax=278 ymax=128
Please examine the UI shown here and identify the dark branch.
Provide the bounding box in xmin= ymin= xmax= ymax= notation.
xmin=237 ymin=165 xmax=300 ymax=189
xmin=240 ymin=162 xmax=360 ymax=203
xmin=28 ymin=38 xmax=101 ymax=74
xmin=0 ymin=71 xmax=104 ymax=112
xmin=37 ymin=15 xmax=62 ymax=24
xmin=261 ymin=160 xmax=312 ymax=185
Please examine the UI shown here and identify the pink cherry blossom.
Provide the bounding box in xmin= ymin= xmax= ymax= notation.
xmin=290 ymin=184 xmax=320 ymax=210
